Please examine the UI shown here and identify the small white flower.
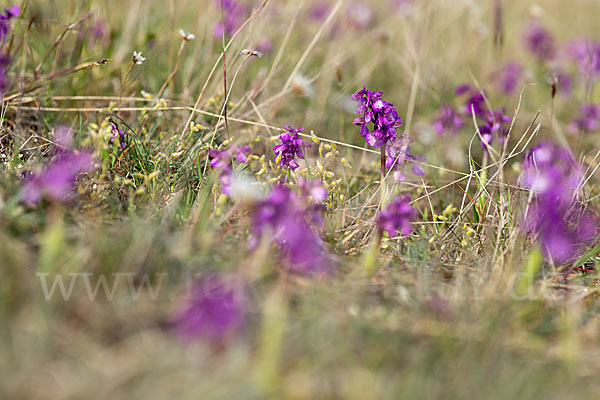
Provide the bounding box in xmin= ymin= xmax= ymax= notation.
xmin=240 ymin=48 xmax=263 ymax=58
xmin=179 ymin=29 xmax=195 ymax=41
xmin=132 ymin=51 xmax=146 ymax=65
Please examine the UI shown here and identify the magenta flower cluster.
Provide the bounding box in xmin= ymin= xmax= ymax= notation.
xmin=478 ymin=108 xmax=512 ymax=149
xmin=209 ymin=145 xmax=251 ymax=195
xmin=213 ymin=0 xmax=248 ymax=38
xmin=0 ymin=5 xmax=19 ymax=94
xmin=351 ymin=86 xmax=402 ymax=148
xmin=385 ymin=134 xmax=426 ymax=182
xmin=273 ymin=125 xmax=311 ymax=170
xmin=433 ymin=105 xmax=464 ymax=136
xmin=22 ymin=127 xmax=94 ymax=205
xmin=521 ymin=142 xmax=596 ymax=262
xmin=570 ymin=104 xmax=600 ymax=133
xmin=173 ymin=275 xmax=245 ymax=341
xmin=251 ymin=184 xmax=331 ymax=275
xmin=377 ymin=195 xmax=417 ymax=237
xmin=0 ymin=5 xmax=19 ymax=41
xmin=524 ymin=22 xmax=556 ymax=61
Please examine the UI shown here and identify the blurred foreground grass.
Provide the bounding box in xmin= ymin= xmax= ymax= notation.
xmin=2 ymin=0 xmax=600 ymax=398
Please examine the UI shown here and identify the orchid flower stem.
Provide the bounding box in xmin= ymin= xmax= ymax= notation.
xmin=118 ymin=60 xmax=134 ymax=117
xmin=478 ymin=152 xmax=489 ymax=220
xmin=380 ymin=144 xmax=386 ymax=182
xmin=363 ymin=229 xmax=383 ymax=276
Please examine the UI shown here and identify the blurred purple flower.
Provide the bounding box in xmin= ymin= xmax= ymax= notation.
xmin=255 ymin=38 xmax=273 ymax=54
xmin=346 ymin=3 xmax=374 ymax=29
xmin=521 ymin=142 xmax=596 ymax=262
xmin=523 ymin=21 xmax=555 ymax=61
xmin=213 ymin=0 xmax=248 ymax=38
xmin=569 ymin=104 xmax=600 ymax=133
xmin=0 ymin=5 xmax=19 ymax=94
xmin=88 ymin=20 xmax=109 ymax=48
xmin=309 ymin=2 xmax=330 ymax=20
xmin=251 ymin=185 xmax=331 ymax=275
xmin=498 ymin=61 xmax=522 ymax=94
xmin=209 ymin=145 xmax=251 ymax=170
xmin=209 ymin=145 xmax=251 ymax=195
xmin=478 ymin=108 xmax=511 ymax=149
xmin=173 ymin=275 xmax=245 ymax=341
xmin=455 ymin=84 xmax=487 ymax=117
xmin=454 ymin=84 xmax=472 ymax=96
xmin=0 ymin=5 xmax=19 ymax=41
xmin=433 ymin=104 xmax=464 ymax=136
xmin=0 ymin=55 xmax=10 ymax=94
xmin=552 ymin=69 xmax=573 ymax=96
xmin=23 ymin=152 xmax=94 ymax=206
xmin=377 ymin=195 xmax=417 ymax=237
xmin=351 ymin=86 xmax=402 ymax=148
xmin=390 ymin=0 xmax=413 ymax=10
xmin=385 ymin=134 xmax=426 ymax=182
xmin=566 ymin=38 xmax=600 ymax=78
xmin=297 ymin=177 xmax=327 ymax=203
xmin=273 ymin=125 xmax=311 ymax=170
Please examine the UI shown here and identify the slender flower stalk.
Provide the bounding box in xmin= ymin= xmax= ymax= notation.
xmin=156 ymin=31 xmax=194 ymax=98
xmin=118 ymin=51 xmax=145 ymax=115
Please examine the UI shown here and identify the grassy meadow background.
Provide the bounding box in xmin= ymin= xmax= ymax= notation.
xmin=2 ymin=0 xmax=600 ymax=398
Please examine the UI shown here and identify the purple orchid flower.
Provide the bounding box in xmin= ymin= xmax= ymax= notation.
xmin=273 ymin=125 xmax=311 ymax=170
xmin=377 ymin=195 xmax=417 ymax=237
xmin=351 ymin=86 xmax=402 ymax=148
xmin=173 ymin=275 xmax=245 ymax=341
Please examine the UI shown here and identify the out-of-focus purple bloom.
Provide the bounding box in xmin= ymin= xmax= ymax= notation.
xmin=433 ymin=105 xmax=464 ymax=136
xmin=297 ymin=177 xmax=327 ymax=226
xmin=478 ymin=108 xmax=511 ymax=149
xmin=566 ymin=38 xmax=600 ymax=78
xmin=523 ymin=21 xmax=555 ymax=61
xmin=0 ymin=55 xmax=10 ymax=94
xmin=297 ymin=177 xmax=327 ymax=203
xmin=390 ymin=0 xmax=413 ymax=10
xmin=552 ymin=69 xmax=573 ymax=96
xmin=454 ymin=84 xmax=472 ymax=96
xmin=521 ymin=142 xmax=596 ymax=262
xmin=351 ymin=86 xmax=402 ymax=148
xmin=465 ymin=91 xmax=487 ymax=117
xmin=209 ymin=145 xmax=251 ymax=170
xmin=0 ymin=5 xmax=19 ymax=94
xmin=209 ymin=145 xmax=251 ymax=195
xmin=346 ymin=3 xmax=374 ymax=29
xmin=255 ymin=38 xmax=273 ymax=54
xmin=273 ymin=125 xmax=311 ymax=170
xmin=0 ymin=5 xmax=19 ymax=41
xmin=498 ymin=61 xmax=522 ymax=94
xmin=213 ymin=0 xmax=248 ymax=38
xmin=385 ymin=134 xmax=426 ymax=182
xmin=23 ymin=152 xmax=94 ymax=205
xmin=173 ymin=275 xmax=245 ymax=341
xmin=376 ymin=195 xmax=417 ymax=237
xmin=251 ymin=185 xmax=331 ymax=275
xmin=569 ymin=104 xmax=600 ymax=133
xmin=455 ymin=84 xmax=487 ymax=117
xmin=22 ymin=127 xmax=94 ymax=205
xmin=309 ymin=2 xmax=330 ymax=20
xmin=88 ymin=20 xmax=109 ymax=48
